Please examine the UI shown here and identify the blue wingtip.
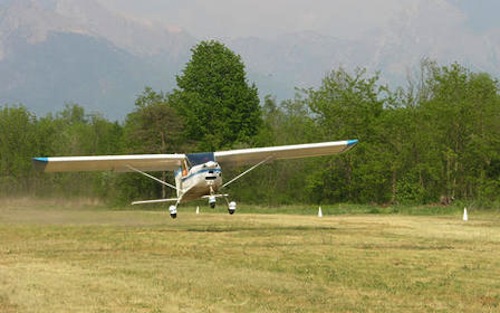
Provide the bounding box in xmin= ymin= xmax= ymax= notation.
xmin=32 ymin=157 xmax=49 ymax=172
xmin=347 ymin=139 xmax=359 ymax=146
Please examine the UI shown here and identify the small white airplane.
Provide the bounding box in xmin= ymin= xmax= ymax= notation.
xmin=33 ymin=140 xmax=358 ymax=218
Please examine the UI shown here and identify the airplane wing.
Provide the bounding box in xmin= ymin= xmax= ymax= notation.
xmin=33 ymin=154 xmax=186 ymax=173
xmin=33 ymin=140 xmax=358 ymax=172
xmin=214 ymin=139 xmax=358 ymax=166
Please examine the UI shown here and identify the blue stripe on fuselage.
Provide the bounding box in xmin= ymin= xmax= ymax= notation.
xmin=180 ymin=168 xmax=222 ymax=182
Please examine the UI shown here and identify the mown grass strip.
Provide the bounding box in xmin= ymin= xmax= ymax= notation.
xmin=1 ymin=200 xmax=499 ymax=312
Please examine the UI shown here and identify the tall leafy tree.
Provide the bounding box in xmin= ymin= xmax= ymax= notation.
xmin=0 ymin=105 xmax=38 ymax=194
xmin=120 ymin=87 xmax=185 ymax=201
xmin=124 ymin=87 xmax=184 ymax=154
xmin=237 ymin=94 xmax=318 ymax=204
xmin=170 ymin=40 xmax=261 ymax=151
xmin=42 ymin=104 xmax=123 ymax=198
xmin=384 ymin=60 xmax=437 ymax=204
xmin=305 ymin=67 xmax=390 ymax=203
xmin=421 ymin=63 xmax=500 ymax=203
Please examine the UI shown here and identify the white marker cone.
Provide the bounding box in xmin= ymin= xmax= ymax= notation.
xmin=196 ymin=206 xmax=200 ymax=215
xmin=318 ymin=206 xmax=323 ymax=218
xmin=463 ymin=207 xmax=468 ymax=221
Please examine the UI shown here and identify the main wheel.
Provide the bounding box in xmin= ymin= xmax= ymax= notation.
xmin=169 ymin=205 xmax=177 ymax=219
xmin=228 ymin=201 xmax=236 ymax=215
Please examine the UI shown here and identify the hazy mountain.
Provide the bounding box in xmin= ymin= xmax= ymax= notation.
xmin=0 ymin=0 xmax=195 ymax=119
xmin=1 ymin=0 xmax=499 ymax=120
xmin=228 ymin=2 xmax=500 ymax=98
xmin=227 ymin=32 xmax=368 ymax=98
xmin=365 ymin=1 xmax=500 ymax=82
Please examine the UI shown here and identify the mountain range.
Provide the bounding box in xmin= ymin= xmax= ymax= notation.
xmin=1 ymin=0 xmax=499 ymax=120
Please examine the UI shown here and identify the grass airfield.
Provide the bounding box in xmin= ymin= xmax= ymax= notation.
xmin=1 ymin=199 xmax=499 ymax=312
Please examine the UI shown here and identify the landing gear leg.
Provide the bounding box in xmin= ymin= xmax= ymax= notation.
xmin=208 ymin=186 xmax=216 ymax=209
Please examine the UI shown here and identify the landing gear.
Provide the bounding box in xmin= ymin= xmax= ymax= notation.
xmin=209 ymin=195 xmax=216 ymax=209
xmin=207 ymin=194 xmax=236 ymax=215
xmin=169 ymin=205 xmax=177 ymax=219
xmin=228 ymin=201 xmax=236 ymax=215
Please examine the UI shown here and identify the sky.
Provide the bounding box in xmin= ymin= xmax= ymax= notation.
xmin=97 ymin=0 xmax=500 ymax=39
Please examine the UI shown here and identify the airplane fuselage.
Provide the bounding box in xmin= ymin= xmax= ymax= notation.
xmin=175 ymin=161 xmax=222 ymax=202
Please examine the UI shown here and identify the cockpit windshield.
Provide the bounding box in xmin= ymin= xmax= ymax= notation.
xmin=186 ymin=152 xmax=215 ymax=166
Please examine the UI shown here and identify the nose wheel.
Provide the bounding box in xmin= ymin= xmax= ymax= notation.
xmin=209 ymin=195 xmax=216 ymax=209
xmin=207 ymin=196 xmax=237 ymax=215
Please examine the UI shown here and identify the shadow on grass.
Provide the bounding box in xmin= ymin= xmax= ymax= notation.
xmin=185 ymin=225 xmax=338 ymax=233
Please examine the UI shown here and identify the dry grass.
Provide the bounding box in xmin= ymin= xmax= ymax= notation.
xmin=1 ymin=199 xmax=499 ymax=312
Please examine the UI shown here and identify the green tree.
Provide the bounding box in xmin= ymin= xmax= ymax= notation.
xmin=124 ymin=87 xmax=184 ymax=154
xmin=0 ymin=105 xmax=38 ymax=194
xmin=170 ymin=40 xmax=261 ymax=151
xmin=236 ymin=94 xmax=319 ymax=205
xmin=31 ymin=104 xmax=124 ymax=199
xmin=119 ymin=87 xmax=185 ymax=202
xmin=305 ymin=67 xmax=389 ymax=203
xmin=383 ymin=60 xmax=437 ymax=204
xmin=420 ymin=63 xmax=500 ymax=204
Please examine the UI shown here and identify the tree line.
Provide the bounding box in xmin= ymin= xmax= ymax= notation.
xmin=1 ymin=41 xmax=499 ymax=208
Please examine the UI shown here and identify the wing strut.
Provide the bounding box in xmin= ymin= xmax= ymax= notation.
xmin=126 ymin=165 xmax=180 ymax=192
xmin=221 ymin=155 xmax=274 ymax=189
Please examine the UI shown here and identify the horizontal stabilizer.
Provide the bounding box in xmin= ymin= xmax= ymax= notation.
xmin=131 ymin=198 xmax=179 ymax=205
xmin=201 ymin=194 xmax=229 ymax=199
